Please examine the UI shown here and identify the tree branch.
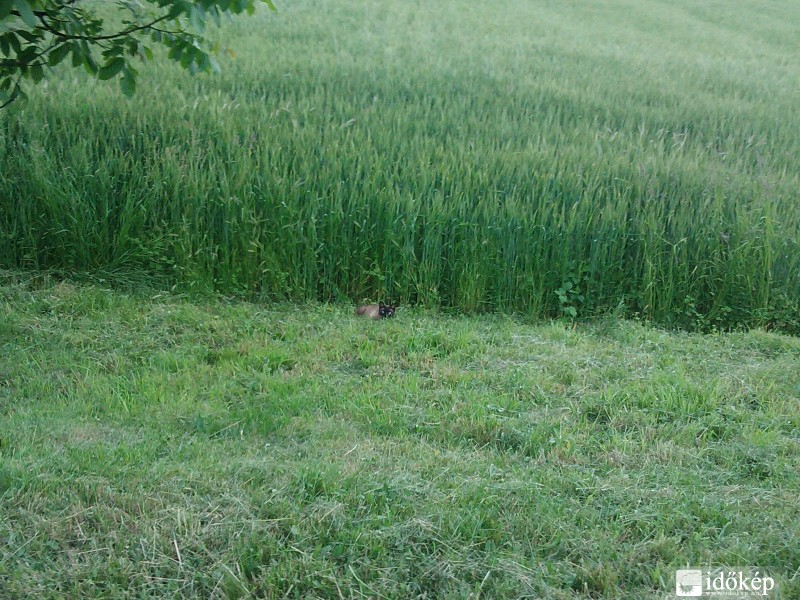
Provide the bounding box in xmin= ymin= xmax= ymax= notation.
xmin=33 ymin=12 xmax=173 ymax=42
xmin=0 ymin=75 xmax=23 ymax=109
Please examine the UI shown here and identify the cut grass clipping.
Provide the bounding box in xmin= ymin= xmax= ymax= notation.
xmin=1 ymin=273 xmax=799 ymax=598
xmin=1 ymin=0 xmax=799 ymax=331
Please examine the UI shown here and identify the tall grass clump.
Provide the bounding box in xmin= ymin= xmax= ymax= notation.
xmin=1 ymin=0 xmax=799 ymax=331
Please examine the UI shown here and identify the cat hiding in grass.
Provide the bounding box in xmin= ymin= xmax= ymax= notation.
xmin=355 ymin=301 xmax=397 ymax=320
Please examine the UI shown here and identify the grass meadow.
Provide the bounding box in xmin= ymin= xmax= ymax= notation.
xmin=2 ymin=0 xmax=800 ymax=598
xmin=1 ymin=273 xmax=799 ymax=598
xmin=1 ymin=0 xmax=799 ymax=330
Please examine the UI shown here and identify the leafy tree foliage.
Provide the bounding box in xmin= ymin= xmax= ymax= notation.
xmin=0 ymin=0 xmax=274 ymax=107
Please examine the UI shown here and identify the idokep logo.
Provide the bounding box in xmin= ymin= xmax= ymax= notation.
xmin=676 ymin=570 xmax=703 ymax=596
xmin=675 ymin=568 xmax=776 ymax=598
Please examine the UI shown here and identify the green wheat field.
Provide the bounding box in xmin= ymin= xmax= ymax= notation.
xmin=1 ymin=0 xmax=800 ymax=598
xmin=2 ymin=0 xmax=799 ymax=329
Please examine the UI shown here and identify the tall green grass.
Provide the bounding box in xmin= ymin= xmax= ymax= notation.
xmin=1 ymin=0 xmax=799 ymax=330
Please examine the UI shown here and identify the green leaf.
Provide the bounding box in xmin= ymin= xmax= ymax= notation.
xmin=166 ymin=1 xmax=190 ymax=19
xmin=5 ymin=32 xmax=21 ymax=54
xmin=137 ymin=43 xmax=153 ymax=62
xmin=180 ymin=45 xmax=193 ymax=69
xmin=17 ymin=44 xmax=36 ymax=62
xmin=120 ymin=70 xmax=135 ymax=97
xmin=0 ymin=0 xmax=15 ymax=20
xmin=70 ymin=42 xmax=83 ymax=67
xmin=13 ymin=0 xmax=36 ymax=27
xmin=102 ymin=44 xmax=124 ymax=59
xmin=29 ymin=62 xmax=44 ymax=82
xmin=196 ymin=49 xmax=209 ymax=72
xmin=167 ymin=41 xmax=182 ymax=62
xmin=47 ymin=43 xmax=71 ymax=67
xmin=17 ymin=29 xmax=38 ymax=42
xmin=98 ymin=56 xmax=125 ymax=80
xmin=83 ymin=55 xmax=98 ymax=76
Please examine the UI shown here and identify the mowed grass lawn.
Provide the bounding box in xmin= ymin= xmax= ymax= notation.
xmin=1 ymin=274 xmax=799 ymax=598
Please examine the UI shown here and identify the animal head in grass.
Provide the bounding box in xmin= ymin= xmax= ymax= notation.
xmin=378 ymin=301 xmax=397 ymax=318
xmin=356 ymin=301 xmax=397 ymax=320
